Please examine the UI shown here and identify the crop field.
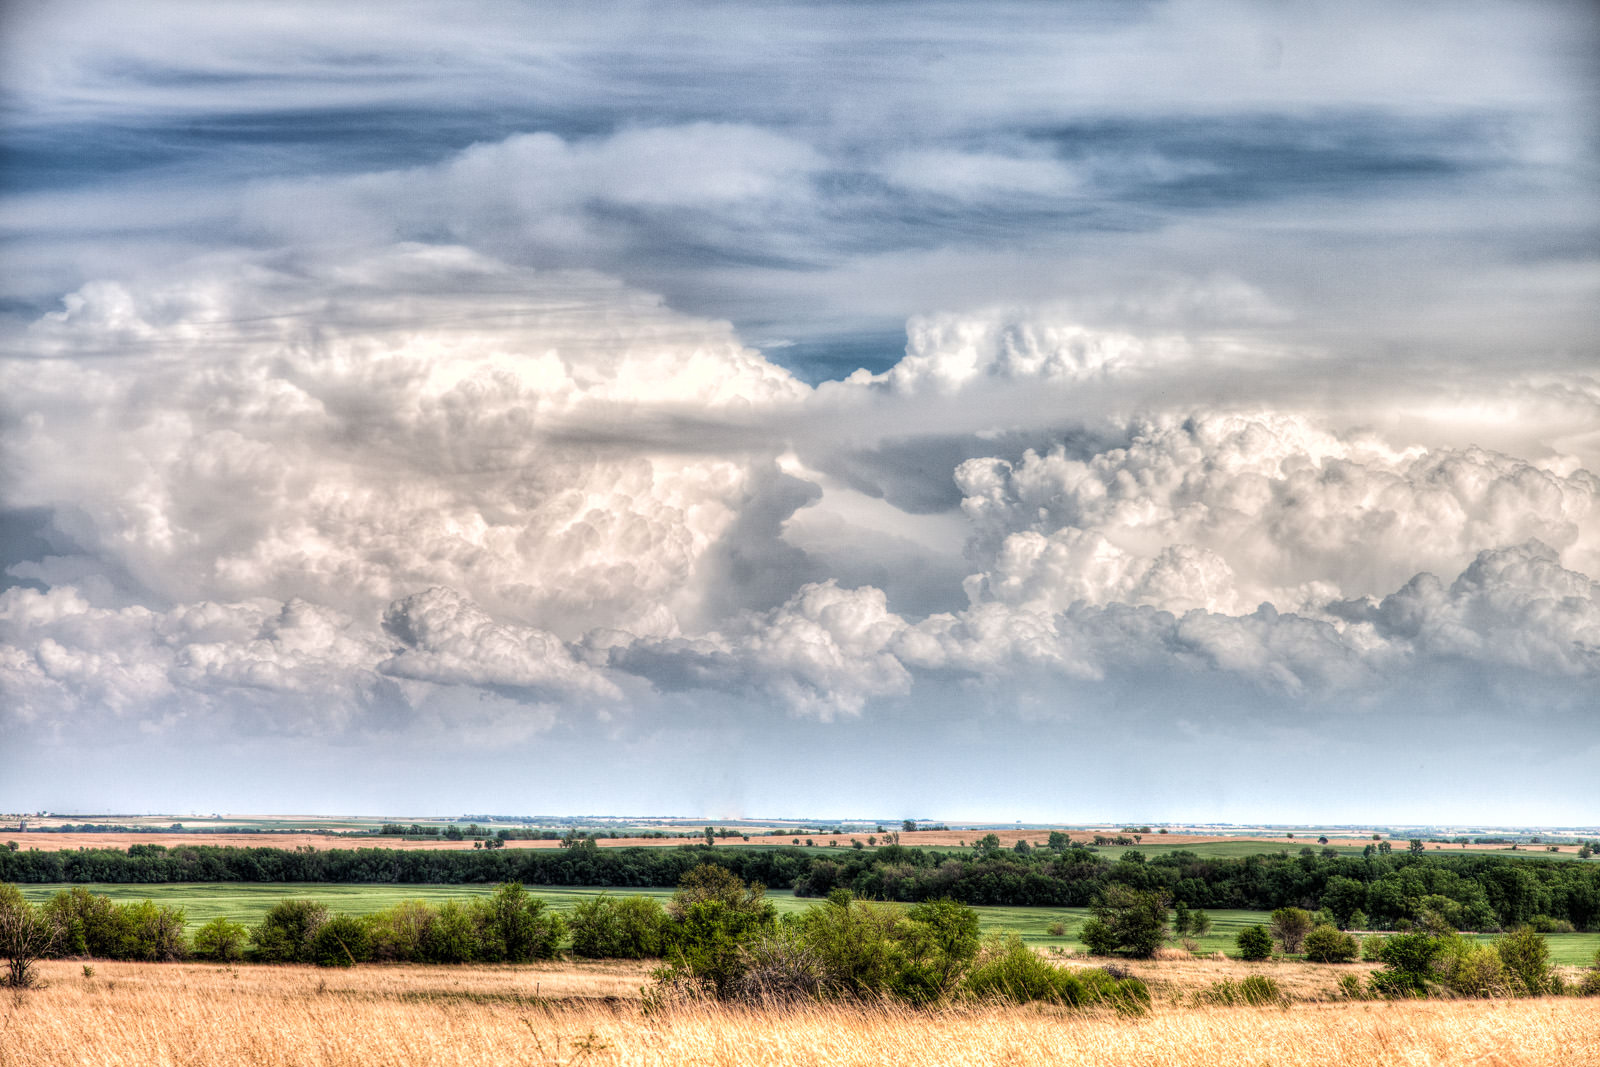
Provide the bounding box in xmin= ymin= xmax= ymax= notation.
xmin=19 ymin=882 xmax=1600 ymax=965
xmin=3 ymin=959 xmax=1596 ymax=1067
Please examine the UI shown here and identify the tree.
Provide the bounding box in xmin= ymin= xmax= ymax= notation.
xmin=1409 ymin=839 xmax=1426 ymax=856
xmin=0 ymin=883 xmax=58 ymax=988
xmin=1079 ymin=886 xmax=1169 ymax=958
xmin=478 ymin=882 xmax=564 ymax=962
xmin=1236 ymin=925 xmax=1273 ymax=961
xmin=1270 ymin=907 xmax=1313 ymax=954
xmin=1372 ymin=933 xmax=1439 ymax=997
xmin=1046 ymin=831 xmax=1070 ymax=851
xmin=902 ymin=819 xmax=917 ymax=833
xmin=569 ymin=894 xmax=668 ymax=959
xmin=704 ymin=825 xmax=716 ymax=848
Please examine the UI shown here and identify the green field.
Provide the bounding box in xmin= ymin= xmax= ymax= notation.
xmin=20 ymin=882 xmax=1600 ymax=965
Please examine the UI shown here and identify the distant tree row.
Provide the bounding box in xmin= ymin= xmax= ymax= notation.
xmin=2 ymin=841 xmax=1597 ymax=932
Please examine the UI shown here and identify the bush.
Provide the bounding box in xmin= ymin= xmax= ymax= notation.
xmin=1194 ymin=975 xmax=1286 ymax=1008
xmin=312 ymin=914 xmax=371 ymax=967
xmin=1527 ymin=915 xmax=1575 ymax=934
xmin=964 ymin=936 xmax=1148 ymax=1014
xmin=1436 ymin=936 xmax=1510 ymax=998
xmin=191 ymin=917 xmax=249 ymax=962
xmin=1576 ymin=970 xmax=1600 ymax=997
xmin=569 ymin=894 xmax=668 ymax=959
xmin=1371 ymin=933 xmax=1439 ymax=997
xmin=250 ymin=899 xmax=329 ymax=963
xmin=1494 ymin=928 xmax=1552 ymax=997
xmin=1302 ymin=924 xmax=1358 ymax=964
xmin=1236 ymin=925 xmax=1273 ymax=961
xmin=42 ymin=887 xmax=117 ymax=958
xmin=1337 ymin=973 xmax=1366 ymax=1000
xmin=1361 ymin=933 xmax=1387 ymax=961
xmin=887 ymin=898 xmax=981 ymax=1005
xmin=109 ymin=900 xmax=187 ymax=962
xmin=471 ymin=883 xmax=565 ymax=962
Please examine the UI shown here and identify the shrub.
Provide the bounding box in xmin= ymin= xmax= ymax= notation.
xmin=1337 ymin=973 xmax=1366 ymax=1000
xmin=1195 ymin=975 xmax=1286 ymax=1008
xmin=1494 ymin=928 xmax=1552 ymax=997
xmin=42 ymin=887 xmax=117 ymax=958
xmin=110 ymin=901 xmax=187 ymax=962
xmin=569 ymin=894 xmax=668 ymax=959
xmin=251 ymin=899 xmax=329 ymax=963
xmin=964 ymin=936 xmax=1148 ymax=1015
xmin=472 ymin=883 xmax=565 ymax=962
xmin=366 ymin=900 xmax=433 ymax=962
xmin=1302 ymin=924 xmax=1358 ymax=964
xmin=1371 ymin=933 xmax=1439 ymax=998
xmin=191 ymin=917 xmax=249 ymax=962
xmin=1436 ymin=936 xmax=1509 ymax=998
xmin=1576 ymin=970 xmax=1600 ymax=997
xmin=889 ymin=898 xmax=981 ymax=1005
xmin=1361 ymin=933 xmax=1387 ymax=961
xmin=1236 ymin=925 xmax=1273 ymax=961
xmin=312 ymin=914 xmax=371 ymax=967
xmin=1527 ymin=916 xmax=1575 ymax=934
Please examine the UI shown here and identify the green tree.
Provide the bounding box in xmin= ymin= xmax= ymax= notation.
xmin=1236 ymin=925 xmax=1273 ymax=961
xmin=1409 ymin=839 xmax=1426 ymax=855
xmin=901 ymin=819 xmax=917 ymax=833
xmin=1078 ymin=886 xmax=1169 ymax=958
xmin=1269 ymin=907 xmax=1313 ymax=954
xmin=1371 ymin=933 xmax=1439 ymax=997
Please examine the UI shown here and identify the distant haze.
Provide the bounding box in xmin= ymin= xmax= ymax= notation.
xmin=1 ymin=2 xmax=1597 ymax=822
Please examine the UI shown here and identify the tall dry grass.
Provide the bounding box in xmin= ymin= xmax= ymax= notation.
xmin=3 ymin=959 xmax=1595 ymax=1067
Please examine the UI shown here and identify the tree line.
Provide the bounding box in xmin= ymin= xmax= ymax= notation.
xmin=1 ymin=840 xmax=1596 ymax=932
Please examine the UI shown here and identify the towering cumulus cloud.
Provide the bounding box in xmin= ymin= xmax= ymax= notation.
xmin=1 ymin=1 xmax=1595 ymax=817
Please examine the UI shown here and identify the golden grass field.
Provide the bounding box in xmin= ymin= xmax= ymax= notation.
xmin=3 ymin=958 xmax=1596 ymax=1067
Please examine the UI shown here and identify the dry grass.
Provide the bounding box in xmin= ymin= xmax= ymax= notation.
xmin=4 ymin=960 xmax=1596 ymax=1067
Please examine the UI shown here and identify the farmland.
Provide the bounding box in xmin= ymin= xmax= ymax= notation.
xmin=3 ymin=958 xmax=1597 ymax=1067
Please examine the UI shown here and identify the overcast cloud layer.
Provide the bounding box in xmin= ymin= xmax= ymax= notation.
xmin=2 ymin=2 xmax=1597 ymax=822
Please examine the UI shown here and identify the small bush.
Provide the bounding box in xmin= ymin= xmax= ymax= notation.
xmin=1436 ymin=936 xmax=1509 ymax=998
xmin=1047 ymin=922 xmax=1066 ymax=937
xmin=1337 ymin=973 xmax=1366 ymax=1000
xmin=1195 ymin=975 xmax=1286 ymax=1008
xmin=191 ymin=917 xmax=249 ymax=963
xmin=251 ymin=899 xmax=329 ymax=963
xmin=1361 ymin=934 xmax=1387 ymax=961
xmin=1527 ymin=916 xmax=1575 ymax=934
xmin=1576 ymin=970 xmax=1600 ymax=997
xmin=1303 ymin=924 xmax=1358 ymax=964
xmin=1236 ymin=925 xmax=1273 ymax=961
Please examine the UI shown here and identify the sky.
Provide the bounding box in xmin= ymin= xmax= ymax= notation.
xmin=1 ymin=1 xmax=1597 ymax=824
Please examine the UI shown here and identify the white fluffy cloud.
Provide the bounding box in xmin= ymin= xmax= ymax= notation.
xmin=3 ymin=251 xmax=1598 ymax=740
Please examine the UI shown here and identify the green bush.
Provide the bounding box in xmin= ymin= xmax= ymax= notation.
xmin=963 ymin=935 xmax=1148 ymax=1014
xmin=1337 ymin=973 xmax=1366 ymax=1000
xmin=191 ymin=917 xmax=249 ymax=963
xmin=569 ymin=894 xmax=668 ymax=959
xmin=109 ymin=900 xmax=187 ymax=962
xmin=41 ymin=887 xmax=117 ymax=958
xmin=1360 ymin=933 xmax=1387 ymax=961
xmin=312 ymin=914 xmax=371 ymax=967
xmin=472 ymin=882 xmax=565 ymax=962
xmin=1494 ymin=928 xmax=1552 ymax=997
xmin=1195 ymin=975 xmax=1286 ymax=1008
xmin=1302 ymin=924 xmax=1358 ymax=964
xmin=1371 ymin=933 xmax=1439 ymax=998
xmin=891 ymin=898 xmax=981 ymax=1005
xmin=1235 ymin=925 xmax=1273 ymax=961
xmin=1435 ymin=936 xmax=1509 ymax=998
xmin=250 ymin=899 xmax=329 ymax=963
xmin=1576 ymin=970 xmax=1600 ymax=997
